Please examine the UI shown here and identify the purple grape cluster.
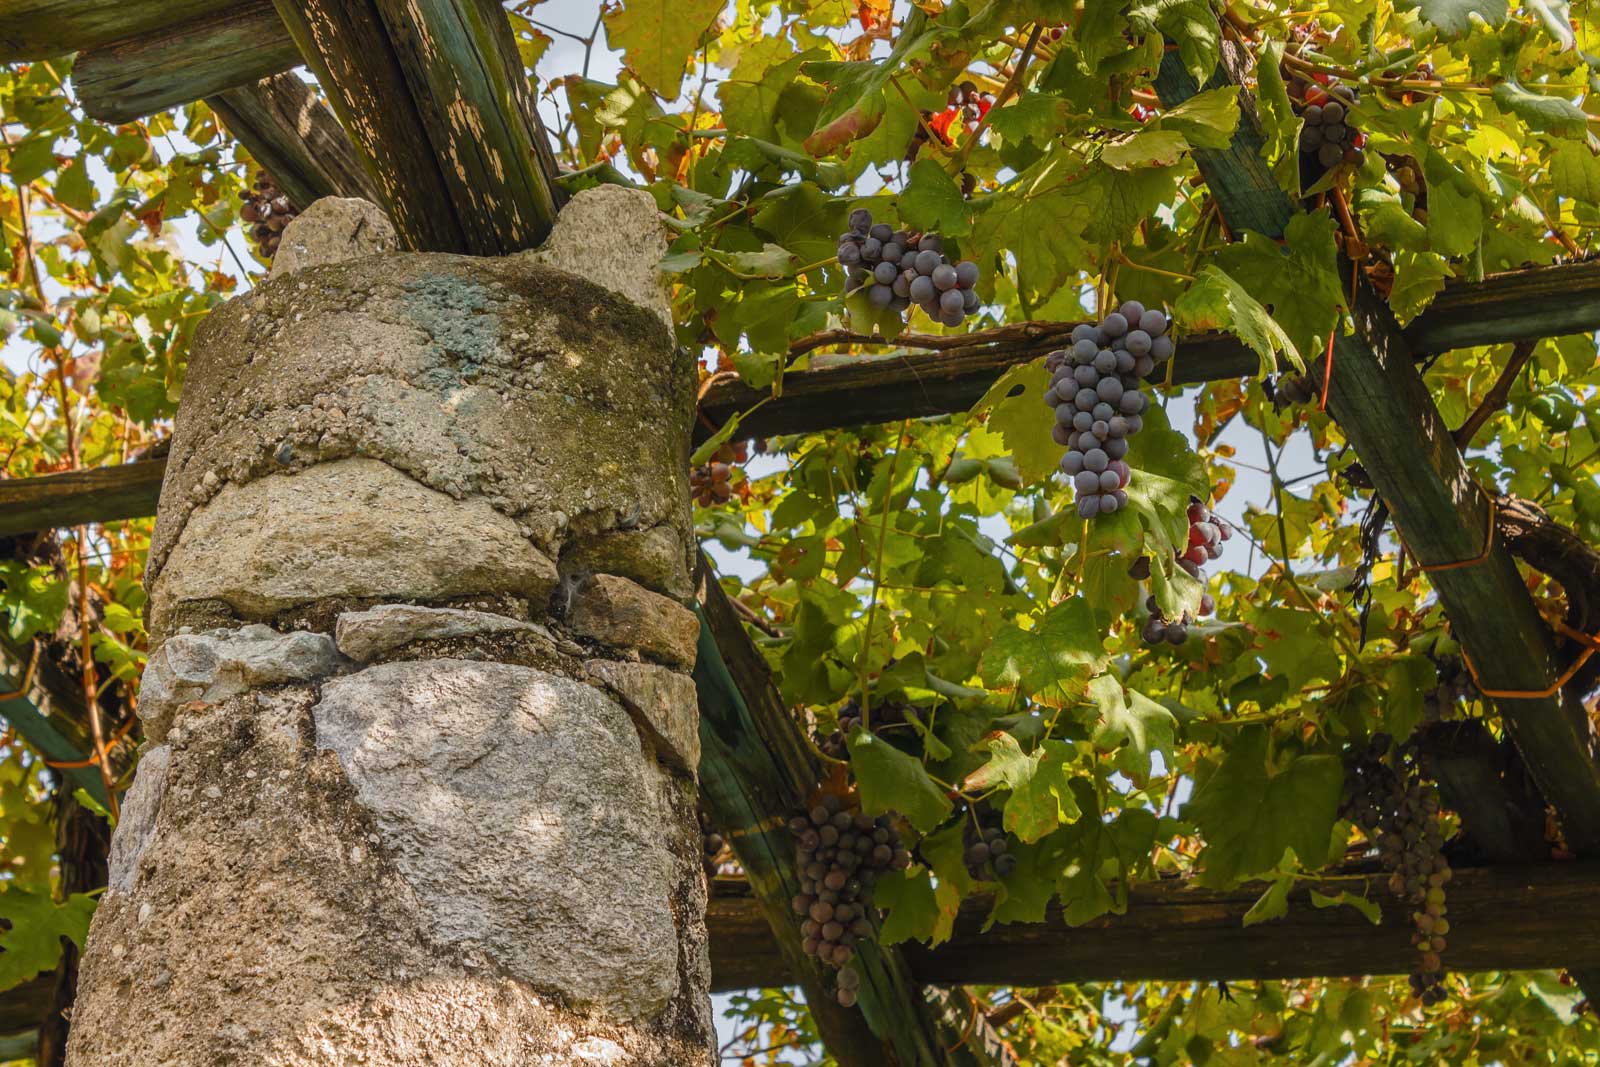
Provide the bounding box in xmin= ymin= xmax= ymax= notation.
xmin=1143 ymin=498 xmax=1228 ymax=646
xmin=838 ymin=207 xmax=980 ymax=327
xmin=1044 ymin=302 xmax=1175 ymax=518
xmin=962 ymin=809 xmax=1016 ymax=879
xmin=788 ymin=794 xmax=913 ymax=1006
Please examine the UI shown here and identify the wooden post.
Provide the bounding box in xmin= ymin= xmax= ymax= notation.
xmin=270 ymin=0 xmax=559 ymax=254
xmin=695 ymin=560 xmax=1007 ymax=1067
xmin=207 ymin=74 xmax=380 ymax=208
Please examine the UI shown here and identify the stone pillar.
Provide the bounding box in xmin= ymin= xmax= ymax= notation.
xmin=67 ymin=188 xmax=715 ymax=1067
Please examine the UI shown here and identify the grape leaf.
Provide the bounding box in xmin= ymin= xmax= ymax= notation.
xmin=873 ymin=866 xmax=941 ymax=945
xmin=848 ymin=729 xmax=954 ymax=833
xmin=604 ymin=0 xmax=725 ymax=99
xmin=1389 ymin=250 xmax=1452 ymax=325
xmin=980 ymin=596 xmax=1109 ymax=706
xmin=1242 ymin=872 xmax=1295 ymax=926
xmin=1216 ymin=213 xmax=1344 ymax=360
xmin=1102 ymin=129 xmax=1190 ymax=170
xmin=963 ymin=734 xmax=1082 ymax=842
xmin=1087 ymin=675 xmax=1176 ymax=779
xmin=1175 ymin=266 xmax=1303 ymax=376
xmin=1491 ymin=81 xmax=1591 ymax=136
xmin=1549 ymin=141 xmax=1600 ymax=203
xmin=1526 ymin=0 xmax=1576 ymax=48
xmin=971 ymin=359 xmax=1058 ymax=486
xmin=1043 ymin=779 xmax=1160 ymax=924
xmin=1311 ymin=889 xmax=1383 ymax=924
xmin=1158 ymin=86 xmax=1241 ymax=149
xmin=897 ymin=159 xmax=973 ymax=236
xmin=1402 ymin=0 xmax=1508 ymax=36
xmin=1183 ymin=727 xmax=1344 ymax=886
xmin=0 ymin=889 xmax=97 ymax=990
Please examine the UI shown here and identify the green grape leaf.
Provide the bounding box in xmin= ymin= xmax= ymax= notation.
xmin=1183 ymin=727 xmax=1344 ymax=886
xmin=980 ymin=596 xmax=1109 ymax=706
xmin=848 ymin=729 xmax=954 ymax=833
xmin=963 ymin=734 xmax=1082 ymax=843
xmin=1158 ymin=86 xmax=1241 ymax=149
xmin=1216 ymin=212 xmax=1344 ymax=359
xmin=897 ymin=159 xmax=973 ymax=236
xmin=1491 ymin=81 xmax=1591 ymax=136
xmin=1311 ymin=889 xmax=1383 ymax=924
xmin=1401 ymin=0 xmax=1507 ymax=36
xmin=0 ymin=888 xmax=98 ymax=990
xmin=1174 ymin=265 xmax=1303 ymax=376
xmin=873 ymin=866 xmax=941 ymax=945
xmin=971 ymin=359 xmax=1058 ymax=486
xmin=1102 ymin=129 xmax=1191 ymax=170
xmin=1088 ymin=675 xmax=1177 ymax=779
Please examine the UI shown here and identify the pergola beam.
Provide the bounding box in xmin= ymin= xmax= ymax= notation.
xmin=712 ymin=860 xmax=1600 ymax=990
xmin=206 ymin=73 xmax=379 ymax=209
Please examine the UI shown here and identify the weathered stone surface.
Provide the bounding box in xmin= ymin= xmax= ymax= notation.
xmin=147 ymin=253 xmax=693 ymax=586
xmin=270 ymin=197 xmax=397 ymax=279
xmin=314 ymin=660 xmax=681 ymax=1017
xmin=149 ymin=459 xmax=560 ymax=639
xmin=69 ymin=687 xmax=716 ymax=1067
xmin=585 ymin=659 xmax=700 ymax=775
xmin=334 ymin=603 xmax=552 ymax=663
xmin=568 ymin=574 xmax=700 ymax=670
xmin=565 ymin=524 xmax=694 ymax=600
xmin=140 ymin=625 xmax=341 ymax=741
xmin=105 ymin=743 xmax=170 ymax=893
xmin=521 ymin=185 xmax=672 ymax=328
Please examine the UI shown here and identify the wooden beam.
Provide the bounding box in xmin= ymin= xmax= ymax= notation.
xmin=0 ymin=461 xmax=165 ymax=538
xmin=708 ymin=861 xmax=1600 ymax=990
xmin=697 ymin=259 xmax=1600 ymax=442
xmin=73 ymin=0 xmax=298 ymax=125
xmin=694 ymin=559 xmax=1002 ymax=1066
xmin=0 ymin=974 xmax=52 ymax=1036
xmin=270 ymin=0 xmax=558 ymax=255
xmin=0 ymin=0 xmax=232 ymax=60
xmin=207 ymin=74 xmax=380 ymax=209
xmin=1151 ymin=36 xmax=1600 ymax=1006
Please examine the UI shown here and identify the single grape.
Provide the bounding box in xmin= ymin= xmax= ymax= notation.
xmin=1096 ymin=377 xmax=1124 ymax=403
xmin=1118 ymin=300 xmax=1145 ymax=322
xmin=1091 ymin=402 xmax=1114 ymax=423
xmin=916 ymin=233 xmax=943 ymax=253
xmin=1108 ymin=415 xmax=1129 ymax=438
xmin=848 ymin=208 xmax=872 ymax=233
xmin=1072 ymin=338 xmax=1099 ymax=362
xmin=1115 ymin=350 xmax=1136 ymax=374
xmin=880 ymin=241 xmax=903 ymax=263
xmin=1074 ymin=470 xmax=1100 ymax=494
xmin=931 ymin=263 xmax=958 ymax=291
xmin=861 ymin=237 xmax=882 ymax=260
xmin=939 ymin=288 xmax=965 ymax=314
xmin=1139 ymin=309 xmax=1168 ymax=336
xmin=1318 ymin=142 xmax=1343 ymax=167
xmin=838 ymin=243 xmax=861 ymax=266
xmin=1084 ymin=448 xmax=1109 ymax=473
xmin=1102 ymin=312 xmax=1129 ymax=337
xmin=867 ymin=283 xmax=894 ymax=308
xmin=1051 ymin=422 xmax=1072 ymax=445
xmin=1060 ymin=450 xmax=1085 ymax=475
xmin=962 ymin=288 xmax=980 ymax=311
xmin=954 ymin=260 xmax=980 ymax=288
xmin=1077 ymin=495 xmax=1101 ymax=518
xmin=1124 ymin=330 xmax=1152 ymax=356
xmin=1071 ymin=323 xmax=1098 ymax=343
xmin=1165 ymin=622 xmax=1187 ymax=644
xmin=909 ymin=275 xmax=936 ymax=304
xmin=1073 ymin=388 xmax=1097 ymax=411
xmin=1098 ymin=469 xmax=1121 ymax=492
xmin=1097 ymin=492 xmax=1118 ymax=514
xmin=1104 ymin=437 xmax=1128 ymax=460
xmin=1093 ymin=349 xmax=1118 ymax=374
xmin=1118 ymin=390 xmax=1144 ymax=414
xmin=1322 ymin=101 xmax=1345 ymax=123
xmin=873 ymin=261 xmax=898 ymax=285
xmin=914 ymin=249 xmax=941 ymax=275
xmin=939 ymin=306 xmax=964 ymax=327
xmin=869 ymin=222 xmax=893 ymax=242
xmin=1074 ymin=364 xmax=1098 ymax=387
xmin=1072 ymin=410 xmax=1094 ymax=431
xmin=892 ymin=272 xmax=912 ymax=298
xmin=1151 ymin=335 xmax=1174 ymax=361
xmin=1305 ymin=104 xmax=1324 ymax=124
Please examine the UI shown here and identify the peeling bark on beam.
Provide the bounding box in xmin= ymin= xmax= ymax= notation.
xmin=74 ymin=0 xmax=298 ymax=124
xmin=207 ymin=74 xmax=380 ymax=209
xmin=271 ymin=0 xmax=558 ymax=255
xmin=708 ymin=861 xmax=1600 ymax=990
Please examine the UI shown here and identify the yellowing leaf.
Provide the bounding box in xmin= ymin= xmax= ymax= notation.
xmin=604 ymin=0 xmax=725 ymax=99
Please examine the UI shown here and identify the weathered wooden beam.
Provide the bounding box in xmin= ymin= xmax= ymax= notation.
xmin=270 ymin=0 xmax=558 ymax=255
xmin=0 ymin=974 xmax=53 ymax=1035
xmin=694 ymin=559 xmax=1002 ymax=1066
xmin=207 ymin=73 xmax=380 ymax=209
xmin=708 ymin=861 xmax=1600 ymax=990
xmin=696 ymin=259 xmax=1600 ymax=442
xmin=0 ymin=0 xmax=232 ymax=60
xmin=1153 ymin=36 xmax=1600 ymax=1005
xmin=0 ymin=461 xmax=164 ymax=538
xmin=73 ymin=0 xmax=298 ymax=125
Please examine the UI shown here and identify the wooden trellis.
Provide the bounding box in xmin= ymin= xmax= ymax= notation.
xmin=3 ymin=3 xmax=1600 ymax=1065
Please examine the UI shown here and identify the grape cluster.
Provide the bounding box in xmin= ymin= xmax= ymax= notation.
xmin=698 ymin=806 xmax=729 ymax=881
xmin=690 ymin=440 xmax=750 ymax=507
xmin=788 ymin=794 xmax=913 ymax=1006
xmin=1343 ymin=735 xmax=1453 ymax=1006
xmin=838 ymin=209 xmax=980 ymax=327
xmin=962 ymin=809 xmax=1017 ymax=879
xmin=1293 ymin=79 xmax=1364 ymax=170
xmin=818 ymin=698 xmax=909 ymax=760
xmin=1272 ymin=372 xmax=1319 ymax=408
xmin=238 ymin=172 xmax=298 ymax=261
xmin=1044 ymin=303 xmax=1174 ymax=518
xmin=1142 ymin=500 xmax=1229 ymax=645
xmin=1423 ymin=654 xmax=1476 ymax=723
